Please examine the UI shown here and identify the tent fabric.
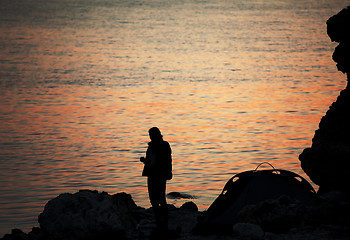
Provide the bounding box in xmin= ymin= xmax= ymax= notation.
xmin=195 ymin=167 xmax=316 ymax=233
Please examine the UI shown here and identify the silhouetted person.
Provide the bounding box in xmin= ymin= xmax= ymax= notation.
xmin=140 ymin=127 xmax=172 ymax=233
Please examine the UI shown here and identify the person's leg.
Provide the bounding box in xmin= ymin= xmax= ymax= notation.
xmin=148 ymin=177 xmax=162 ymax=229
xmin=158 ymin=178 xmax=168 ymax=231
xmin=148 ymin=177 xmax=159 ymax=208
xmin=148 ymin=177 xmax=168 ymax=231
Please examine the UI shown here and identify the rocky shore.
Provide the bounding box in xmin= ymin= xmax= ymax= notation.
xmin=1 ymin=189 xmax=349 ymax=240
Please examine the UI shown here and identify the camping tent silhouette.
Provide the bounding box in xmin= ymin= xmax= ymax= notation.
xmin=195 ymin=163 xmax=316 ymax=234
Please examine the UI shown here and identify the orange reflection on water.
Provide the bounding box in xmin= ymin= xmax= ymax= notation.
xmin=2 ymin=63 xmax=345 ymax=201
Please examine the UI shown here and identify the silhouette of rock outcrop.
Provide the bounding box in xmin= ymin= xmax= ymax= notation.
xmin=38 ymin=190 xmax=140 ymax=240
xmin=299 ymin=6 xmax=350 ymax=194
xmin=2 ymin=190 xmax=349 ymax=239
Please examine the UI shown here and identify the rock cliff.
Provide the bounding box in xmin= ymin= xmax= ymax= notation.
xmin=299 ymin=6 xmax=350 ymax=194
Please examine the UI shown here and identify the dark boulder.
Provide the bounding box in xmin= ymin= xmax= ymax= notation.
xmin=1 ymin=229 xmax=27 ymax=240
xmin=38 ymin=190 xmax=139 ymax=240
xmin=180 ymin=201 xmax=198 ymax=212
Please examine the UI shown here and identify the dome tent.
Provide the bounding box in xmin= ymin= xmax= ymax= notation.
xmin=195 ymin=163 xmax=316 ymax=234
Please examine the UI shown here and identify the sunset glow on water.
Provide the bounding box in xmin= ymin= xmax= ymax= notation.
xmin=0 ymin=0 xmax=349 ymax=235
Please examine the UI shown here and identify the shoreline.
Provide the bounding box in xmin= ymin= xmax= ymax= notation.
xmin=1 ymin=190 xmax=349 ymax=240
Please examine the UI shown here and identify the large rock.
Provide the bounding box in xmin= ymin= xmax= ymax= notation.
xmin=238 ymin=195 xmax=308 ymax=233
xmin=299 ymin=6 xmax=350 ymax=194
xmin=38 ymin=190 xmax=139 ymax=240
xmin=232 ymin=223 xmax=264 ymax=240
xmin=238 ymin=193 xmax=349 ymax=236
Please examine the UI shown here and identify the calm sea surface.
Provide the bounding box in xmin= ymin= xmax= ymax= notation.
xmin=0 ymin=0 xmax=349 ymax=236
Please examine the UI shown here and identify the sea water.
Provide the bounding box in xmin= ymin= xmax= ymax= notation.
xmin=0 ymin=0 xmax=348 ymax=236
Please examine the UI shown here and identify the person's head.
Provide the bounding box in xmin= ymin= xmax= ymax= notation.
xmin=149 ymin=127 xmax=163 ymax=142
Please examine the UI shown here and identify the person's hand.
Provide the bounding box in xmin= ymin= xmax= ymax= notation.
xmin=140 ymin=157 xmax=145 ymax=163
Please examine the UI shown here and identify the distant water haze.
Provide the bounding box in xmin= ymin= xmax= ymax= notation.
xmin=0 ymin=0 xmax=349 ymax=236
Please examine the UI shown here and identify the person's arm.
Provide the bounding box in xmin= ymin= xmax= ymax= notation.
xmin=140 ymin=144 xmax=151 ymax=164
xmin=167 ymin=142 xmax=172 ymax=172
